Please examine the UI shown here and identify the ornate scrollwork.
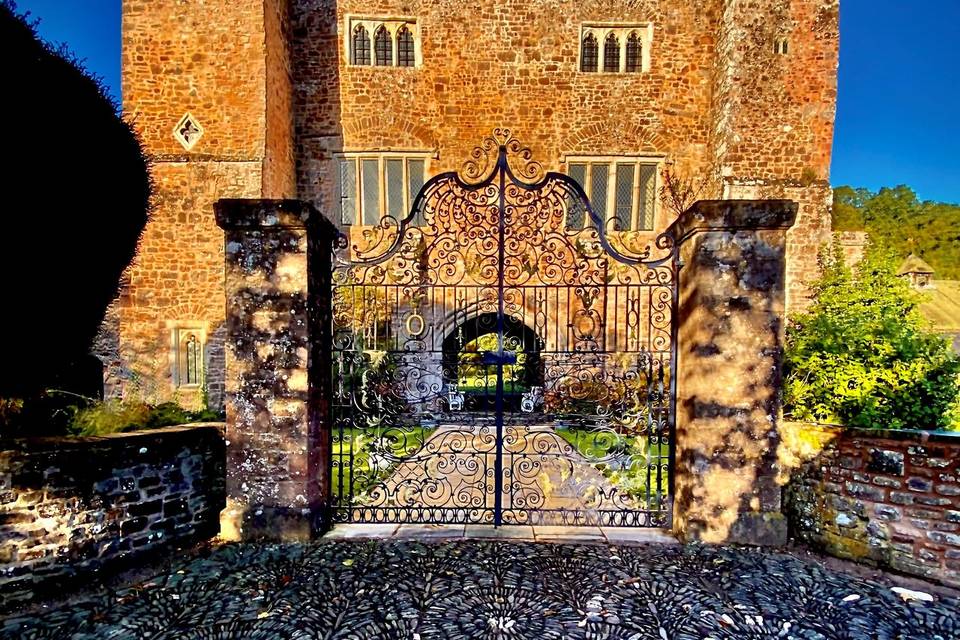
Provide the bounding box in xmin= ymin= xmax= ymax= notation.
xmin=331 ymin=129 xmax=676 ymax=527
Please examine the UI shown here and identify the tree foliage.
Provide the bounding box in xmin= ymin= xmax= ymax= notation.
xmin=784 ymin=241 xmax=960 ymax=431
xmin=833 ymin=185 xmax=960 ymax=279
xmin=0 ymin=3 xmax=150 ymax=398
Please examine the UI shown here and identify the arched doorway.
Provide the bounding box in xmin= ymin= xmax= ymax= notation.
xmin=442 ymin=313 xmax=542 ymax=412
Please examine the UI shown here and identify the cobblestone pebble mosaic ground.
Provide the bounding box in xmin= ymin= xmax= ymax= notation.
xmin=2 ymin=541 xmax=957 ymax=639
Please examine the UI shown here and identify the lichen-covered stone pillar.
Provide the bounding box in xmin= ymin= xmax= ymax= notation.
xmin=669 ymin=200 xmax=798 ymax=546
xmin=214 ymin=200 xmax=335 ymax=541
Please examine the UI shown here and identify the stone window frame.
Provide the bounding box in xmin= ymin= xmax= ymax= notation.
xmin=774 ymin=37 xmax=789 ymax=55
xmin=168 ymin=323 xmax=207 ymax=390
xmin=345 ymin=16 xmax=422 ymax=68
xmin=334 ymin=151 xmax=435 ymax=226
xmin=579 ymin=24 xmax=652 ymax=74
xmin=562 ymin=154 xmax=665 ymax=232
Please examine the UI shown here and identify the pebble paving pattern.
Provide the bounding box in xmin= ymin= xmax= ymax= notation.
xmin=2 ymin=541 xmax=957 ymax=639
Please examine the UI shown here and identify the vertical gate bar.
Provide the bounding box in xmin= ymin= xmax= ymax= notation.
xmin=667 ymin=252 xmax=680 ymax=522
xmin=493 ymin=146 xmax=506 ymax=527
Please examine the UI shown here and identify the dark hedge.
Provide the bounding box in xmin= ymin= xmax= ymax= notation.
xmin=0 ymin=3 xmax=150 ymax=398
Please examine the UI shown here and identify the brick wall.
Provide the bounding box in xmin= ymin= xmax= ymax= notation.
xmin=786 ymin=423 xmax=960 ymax=587
xmin=0 ymin=425 xmax=225 ymax=608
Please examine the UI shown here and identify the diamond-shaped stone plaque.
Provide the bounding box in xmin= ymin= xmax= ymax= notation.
xmin=173 ymin=113 xmax=203 ymax=151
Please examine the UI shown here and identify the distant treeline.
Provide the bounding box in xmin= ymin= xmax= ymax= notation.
xmin=833 ymin=186 xmax=960 ymax=280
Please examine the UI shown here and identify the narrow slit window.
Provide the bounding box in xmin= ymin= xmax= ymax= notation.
xmin=175 ymin=330 xmax=203 ymax=388
xmin=603 ymin=34 xmax=620 ymax=72
xmin=581 ymin=33 xmax=598 ymax=72
xmin=339 ymin=159 xmax=357 ymax=225
xmin=566 ymin=163 xmax=587 ymax=229
xmin=183 ymin=334 xmax=200 ymax=385
xmin=626 ymin=32 xmax=641 ymax=72
xmin=352 ymin=25 xmax=371 ymax=65
xmin=374 ymin=26 xmax=393 ymax=66
xmin=397 ymin=26 xmax=415 ymax=67
xmin=614 ymin=164 xmax=635 ymax=231
xmin=407 ymin=159 xmax=426 ymax=225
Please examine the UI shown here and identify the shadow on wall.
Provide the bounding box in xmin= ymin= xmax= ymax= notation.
xmin=216 ymin=202 xmax=335 ymax=541
xmin=0 ymin=426 xmax=225 ymax=609
xmin=672 ymin=221 xmax=795 ymax=545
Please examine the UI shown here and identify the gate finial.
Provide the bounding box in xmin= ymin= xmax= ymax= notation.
xmin=461 ymin=128 xmax=544 ymax=184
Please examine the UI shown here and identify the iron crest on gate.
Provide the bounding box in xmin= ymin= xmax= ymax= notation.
xmin=330 ymin=130 xmax=678 ymax=527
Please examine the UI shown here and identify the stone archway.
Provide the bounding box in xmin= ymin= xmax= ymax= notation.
xmin=441 ymin=312 xmax=543 ymax=412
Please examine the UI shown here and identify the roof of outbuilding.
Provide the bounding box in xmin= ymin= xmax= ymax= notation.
xmin=897 ymin=254 xmax=936 ymax=276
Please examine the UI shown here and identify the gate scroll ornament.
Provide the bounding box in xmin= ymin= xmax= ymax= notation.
xmin=331 ymin=129 xmax=678 ymax=527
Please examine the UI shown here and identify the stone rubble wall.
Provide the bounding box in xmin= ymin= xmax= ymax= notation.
xmin=0 ymin=425 xmax=225 ymax=608
xmin=785 ymin=423 xmax=960 ymax=587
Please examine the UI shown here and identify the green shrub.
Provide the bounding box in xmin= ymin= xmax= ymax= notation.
xmin=69 ymin=400 xmax=223 ymax=437
xmin=784 ymin=240 xmax=960 ymax=431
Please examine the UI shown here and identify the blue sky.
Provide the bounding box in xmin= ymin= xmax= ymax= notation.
xmin=13 ymin=0 xmax=960 ymax=203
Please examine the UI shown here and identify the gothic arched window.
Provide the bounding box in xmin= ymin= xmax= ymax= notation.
xmin=351 ymin=25 xmax=371 ymax=65
xmin=174 ymin=329 xmax=203 ymax=388
xmin=604 ymin=33 xmax=620 ymax=72
xmin=626 ymin=32 xmax=641 ymax=72
xmin=397 ymin=26 xmax=415 ymax=67
xmin=581 ymin=33 xmax=598 ymax=72
xmin=374 ymin=26 xmax=393 ymax=66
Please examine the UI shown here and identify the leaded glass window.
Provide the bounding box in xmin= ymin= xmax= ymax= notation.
xmin=337 ymin=155 xmax=430 ymax=226
xmin=565 ymin=158 xmax=660 ymax=231
xmin=581 ymin=33 xmax=598 ymax=72
xmin=638 ymin=164 xmax=657 ymax=230
xmin=352 ymin=25 xmax=371 ymax=65
xmin=580 ymin=25 xmax=649 ymax=74
xmin=397 ymin=26 xmax=415 ymax=67
xmin=614 ymin=164 xmax=635 ymax=231
xmin=590 ymin=162 xmax=609 ymax=217
xmin=626 ymin=33 xmax=641 ymax=72
xmin=362 ymin=159 xmax=380 ymax=224
xmin=565 ymin=163 xmax=587 ymax=229
xmin=374 ymin=26 xmax=392 ymax=66
xmin=408 ymin=159 xmax=426 ymax=225
xmin=339 ymin=159 xmax=356 ymax=224
xmin=604 ymin=34 xmax=620 ymax=72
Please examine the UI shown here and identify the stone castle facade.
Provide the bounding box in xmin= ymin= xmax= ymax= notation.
xmin=104 ymin=0 xmax=839 ymax=411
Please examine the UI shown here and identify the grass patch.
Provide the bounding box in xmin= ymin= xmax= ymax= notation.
xmin=331 ymin=425 xmax=436 ymax=500
xmin=555 ymin=426 xmax=670 ymax=505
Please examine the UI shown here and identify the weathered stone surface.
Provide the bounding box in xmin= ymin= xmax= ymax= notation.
xmin=672 ymin=201 xmax=796 ymax=545
xmin=215 ymin=200 xmax=336 ymax=542
xmin=785 ymin=424 xmax=960 ymax=588
xmin=0 ymin=426 xmax=225 ymax=608
xmin=105 ymin=0 xmax=840 ymax=412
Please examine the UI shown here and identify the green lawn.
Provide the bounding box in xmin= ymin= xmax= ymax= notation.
xmin=331 ymin=425 xmax=436 ymax=500
xmin=554 ymin=426 xmax=670 ymax=504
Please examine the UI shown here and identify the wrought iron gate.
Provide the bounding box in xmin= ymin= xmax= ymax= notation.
xmin=330 ymin=130 xmax=678 ymax=527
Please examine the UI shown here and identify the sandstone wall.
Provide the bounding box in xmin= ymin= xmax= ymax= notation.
xmin=0 ymin=425 xmax=226 ymax=608
xmin=786 ymin=423 xmax=960 ymax=588
xmin=114 ymin=0 xmax=839 ymax=409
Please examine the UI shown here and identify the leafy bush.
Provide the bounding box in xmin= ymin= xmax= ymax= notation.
xmin=70 ymin=400 xmax=222 ymax=437
xmin=784 ymin=241 xmax=960 ymax=430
